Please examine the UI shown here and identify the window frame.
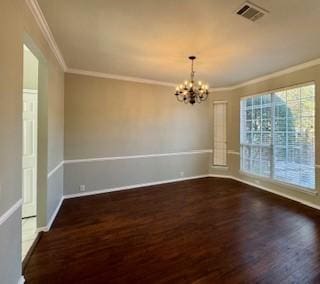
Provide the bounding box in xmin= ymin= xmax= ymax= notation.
xmin=212 ymin=101 xmax=228 ymax=167
xmin=240 ymin=81 xmax=316 ymax=191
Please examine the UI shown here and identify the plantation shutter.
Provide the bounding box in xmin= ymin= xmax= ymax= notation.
xmin=213 ymin=102 xmax=227 ymax=166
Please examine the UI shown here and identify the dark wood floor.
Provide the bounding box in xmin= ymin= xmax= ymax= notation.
xmin=24 ymin=177 xmax=320 ymax=283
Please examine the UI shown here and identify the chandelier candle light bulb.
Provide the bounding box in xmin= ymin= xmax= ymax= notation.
xmin=175 ymin=56 xmax=209 ymax=105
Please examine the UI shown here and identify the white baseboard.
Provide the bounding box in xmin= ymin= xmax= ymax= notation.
xmin=64 ymin=174 xmax=209 ymax=199
xmin=232 ymin=176 xmax=320 ymax=210
xmin=209 ymin=174 xmax=320 ymax=211
xmin=37 ymin=196 xmax=64 ymax=232
xmin=47 ymin=197 xmax=64 ymax=230
xmin=18 ymin=276 xmax=25 ymax=284
xmin=208 ymin=174 xmax=231 ymax=179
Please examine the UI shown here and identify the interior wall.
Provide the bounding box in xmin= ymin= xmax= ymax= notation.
xmin=23 ymin=46 xmax=39 ymax=90
xmin=64 ymin=73 xmax=211 ymax=195
xmin=210 ymin=64 xmax=320 ymax=207
xmin=0 ymin=0 xmax=64 ymax=283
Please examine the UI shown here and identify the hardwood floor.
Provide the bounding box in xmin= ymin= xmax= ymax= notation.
xmin=24 ymin=177 xmax=320 ymax=283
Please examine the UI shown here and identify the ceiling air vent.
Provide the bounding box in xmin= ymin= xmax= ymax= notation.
xmin=236 ymin=1 xmax=268 ymax=22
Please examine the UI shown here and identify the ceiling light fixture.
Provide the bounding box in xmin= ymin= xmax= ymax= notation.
xmin=175 ymin=56 xmax=209 ymax=105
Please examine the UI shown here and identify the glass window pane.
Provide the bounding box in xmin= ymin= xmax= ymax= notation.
xmin=274 ymin=91 xmax=286 ymax=104
xmin=240 ymin=84 xmax=315 ymax=189
xmin=262 ymin=107 xmax=271 ymax=119
xmin=253 ymin=133 xmax=261 ymax=144
xmin=274 ymin=133 xmax=286 ymax=145
xmin=253 ymin=96 xmax=261 ymax=106
xmin=246 ymin=120 xmax=252 ymax=131
xmin=246 ymin=109 xmax=252 ymax=120
xmin=262 ymin=133 xmax=271 ymax=145
xmin=262 ymin=119 xmax=271 ymax=131
xmin=287 ymin=88 xmax=300 ymax=101
xmin=253 ymin=109 xmax=261 ymax=120
xmin=262 ymin=94 xmax=271 ymax=105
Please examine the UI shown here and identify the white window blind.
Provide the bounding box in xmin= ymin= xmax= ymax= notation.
xmin=213 ymin=102 xmax=227 ymax=166
xmin=240 ymin=83 xmax=315 ymax=190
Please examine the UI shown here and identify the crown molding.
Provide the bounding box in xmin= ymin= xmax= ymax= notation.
xmin=69 ymin=56 xmax=320 ymax=91
xmin=26 ymin=1 xmax=320 ymax=90
xmin=25 ymin=0 xmax=67 ymax=71
xmin=210 ymin=57 xmax=320 ymax=92
xmin=66 ymin=68 xmax=176 ymax=87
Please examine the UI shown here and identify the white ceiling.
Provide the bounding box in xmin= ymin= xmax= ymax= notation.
xmin=37 ymin=0 xmax=320 ymax=88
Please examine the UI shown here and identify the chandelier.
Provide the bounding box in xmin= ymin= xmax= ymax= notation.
xmin=175 ymin=56 xmax=209 ymax=105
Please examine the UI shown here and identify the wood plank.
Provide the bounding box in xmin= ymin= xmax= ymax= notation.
xmin=24 ymin=177 xmax=320 ymax=283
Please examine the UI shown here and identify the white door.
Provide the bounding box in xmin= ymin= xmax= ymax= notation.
xmin=22 ymin=90 xmax=38 ymax=218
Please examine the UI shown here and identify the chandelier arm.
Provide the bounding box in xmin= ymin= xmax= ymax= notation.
xmin=201 ymin=93 xmax=208 ymax=101
xmin=176 ymin=94 xmax=185 ymax=102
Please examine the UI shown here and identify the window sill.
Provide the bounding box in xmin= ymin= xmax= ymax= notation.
xmin=238 ymin=170 xmax=318 ymax=196
xmin=211 ymin=165 xmax=229 ymax=170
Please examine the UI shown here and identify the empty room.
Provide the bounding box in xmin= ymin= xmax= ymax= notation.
xmin=1 ymin=0 xmax=320 ymax=283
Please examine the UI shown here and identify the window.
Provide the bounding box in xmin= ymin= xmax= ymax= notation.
xmin=240 ymin=83 xmax=315 ymax=190
xmin=213 ymin=101 xmax=227 ymax=166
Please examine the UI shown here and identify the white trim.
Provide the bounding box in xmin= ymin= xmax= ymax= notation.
xmin=211 ymin=166 xmax=229 ymax=170
xmin=24 ymin=0 xmax=320 ymax=90
xmin=213 ymin=100 xmax=228 ymax=104
xmin=23 ymin=1 xmax=320 ymax=90
xmin=230 ymin=176 xmax=320 ymax=210
xmin=36 ymin=226 xmax=48 ymax=233
xmin=227 ymin=150 xmax=240 ymax=155
xmin=46 ymin=196 xmax=64 ymax=231
xmin=23 ymin=88 xmax=38 ymax=94
xmin=238 ymin=170 xmax=317 ymax=195
xmin=208 ymin=174 xmax=231 ymax=179
xmin=64 ymin=149 xmax=212 ymax=164
xmin=48 ymin=161 xmax=64 ymax=178
xmin=0 ymin=199 xmax=23 ymax=226
xmin=68 ymin=57 xmax=320 ymax=91
xmin=18 ymin=276 xmax=25 ymax=284
xmin=37 ymin=196 xmax=64 ymax=232
xmin=67 ymin=68 xmax=176 ymax=87
xmin=208 ymin=174 xmax=320 ymax=210
xmin=25 ymin=0 xmax=67 ymax=71
xmin=64 ymin=175 xmax=209 ymax=199
xmin=211 ymin=58 xmax=320 ymax=91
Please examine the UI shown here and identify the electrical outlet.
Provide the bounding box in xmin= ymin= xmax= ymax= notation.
xmin=79 ymin=185 xmax=86 ymax=192
xmin=180 ymin=171 xmax=185 ymax=177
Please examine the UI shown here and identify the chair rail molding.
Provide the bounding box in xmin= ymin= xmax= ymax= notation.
xmin=64 ymin=149 xmax=213 ymax=164
xmin=0 ymin=199 xmax=23 ymax=226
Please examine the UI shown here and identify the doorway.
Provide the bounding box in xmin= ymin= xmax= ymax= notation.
xmin=22 ymin=45 xmax=39 ymax=261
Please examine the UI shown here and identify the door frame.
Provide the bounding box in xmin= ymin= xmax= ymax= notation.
xmin=22 ymin=88 xmax=38 ymax=218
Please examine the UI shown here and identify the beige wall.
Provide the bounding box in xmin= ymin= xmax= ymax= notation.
xmin=64 ymin=73 xmax=210 ymax=194
xmin=0 ymin=0 xmax=64 ymax=283
xmin=210 ymin=64 xmax=320 ymax=207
